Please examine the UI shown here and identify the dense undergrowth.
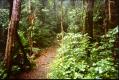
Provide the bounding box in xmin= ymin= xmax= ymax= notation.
xmin=49 ymin=27 xmax=118 ymax=79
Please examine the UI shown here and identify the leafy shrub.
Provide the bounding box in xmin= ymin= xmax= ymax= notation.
xmin=0 ymin=9 xmax=9 ymax=27
xmin=67 ymin=24 xmax=79 ymax=33
xmin=48 ymin=27 xmax=118 ymax=79
xmin=18 ymin=31 xmax=29 ymax=47
xmin=49 ymin=33 xmax=90 ymax=79
xmin=67 ymin=8 xmax=86 ymax=33
xmin=0 ymin=61 xmax=7 ymax=79
xmin=86 ymin=27 xmax=118 ymax=79
xmin=33 ymin=25 xmax=56 ymax=48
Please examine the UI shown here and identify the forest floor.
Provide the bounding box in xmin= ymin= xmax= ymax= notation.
xmin=12 ymin=44 xmax=58 ymax=79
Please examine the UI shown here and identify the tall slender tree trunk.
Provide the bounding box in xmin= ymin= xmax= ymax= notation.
xmin=41 ymin=0 xmax=47 ymax=26
xmin=53 ymin=0 xmax=58 ymax=30
xmin=4 ymin=0 xmax=21 ymax=77
xmin=27 ymin=0 xmax=36 ymax=55
xmin=103 ymin=0 xmax=109 ymax=35
xmin=28 ymin=0 xmax=33 ymax=55
xmin=61 ymin=0 xmax=64 ymax=40
xmin=85 ymin=0 xmax=94 ymax=40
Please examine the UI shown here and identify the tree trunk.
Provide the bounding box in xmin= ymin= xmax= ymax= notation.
xmin=115 ymin=0 xmax=119 ymax=25
xmin=70 ymin=0 xmax=75 ymax=7
xmin=8 ymin=0 xmax=13 ymax=19
xmin=103 ymin=0 xmax=119 ymax=34
xmin=85 ymin=0 xmax=94 ymax=39
xmin=8 ymin=0 xmax=31 ymax=67
xmin=103 ymin=0 xmax=109 ymax=35
xmin=108 ymin=0 xmax=119 ymax=27
xmin=40 ymin=0 xmax=46 ymax=26
xmin=4 ymin=0 xmax=21 ymax=77
xmin=112 ymin=0 xmax=119 ymax=65
xmin=61 ymin=0 xmax=64 ymax=40
xmin=27 ymin=0 xmax=36 ymax=55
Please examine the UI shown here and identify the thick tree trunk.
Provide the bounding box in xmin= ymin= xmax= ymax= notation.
xmin=115 ymin=0 xmax=119 ymax=25
xmin=112 ymin=0 xmax=119 ymax=65
xmin=103 ymin=0 xmax=109 ymax=35
xmin=85 ymin=0 xmax=94 ymax=39
xmin=8 ymin=0 xmax=31 ymax=67
xmin=4 ymin=0 xmax=21 ymax=77
xmin=109 ymin=0 xmax=119 ymax=26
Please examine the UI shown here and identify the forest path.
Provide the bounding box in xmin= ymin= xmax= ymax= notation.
xmin=13 ymin=45 xmax=58 ymax=79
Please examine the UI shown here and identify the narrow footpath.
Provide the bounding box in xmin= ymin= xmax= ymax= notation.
xmin=13 ymin=45 xmax=57 ymax=79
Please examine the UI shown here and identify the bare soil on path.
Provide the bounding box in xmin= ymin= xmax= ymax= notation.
xmin=12 ymin=45 xmax=57 ymax=79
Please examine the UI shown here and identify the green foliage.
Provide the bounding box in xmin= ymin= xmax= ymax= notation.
xmin=67 ymin=8 xmax=86 ymax=33
xmin=93 ymin=0 xmax=103 ymax=22
xmin=33 ymin=25 xmax=56 ymax=48
xmin=18 ymin=31 xmax=29 ymax=47
xmin=49 ymin=33 xmax=90 ymax=79
xmin=11 ymin=65 xmax=21 ymax=75
xmin=0 ymin=61 xmax=7 ymax=79
xmin=85 ymin=58 xmax=118 ymax=79
xmin=19 ymin=0 xmax=57 ymax=48
xmin=93 ymin=0 xmax=104 ymax=37
xmin=67 ymin=24 xmax=79 ymax=33
xmin=0 ymin=9 xmax=9 ymax=27
xmin=86 ymin=27 xmax=118 ymax=79
xmin=49 ymin=27 xmax=118 ymax=79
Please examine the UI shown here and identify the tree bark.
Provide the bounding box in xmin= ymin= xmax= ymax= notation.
xmin=115 ymin=0 xmax=119 ymax=25
xmin=85 ymin=0 xmax=94 ymax=39
xmin=103 ymin=0 xmax=109 ymax=35
xmin=4 ymin=0 xmax=21 ymax=77
xmin=109 ymin=0 xmax=119 ymax=26
xmin=8 ymin=0 xmax=31 ymax=67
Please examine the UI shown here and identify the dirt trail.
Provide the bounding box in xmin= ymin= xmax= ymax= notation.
xmin=13 ymin=45 xmax=57 ymax=79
